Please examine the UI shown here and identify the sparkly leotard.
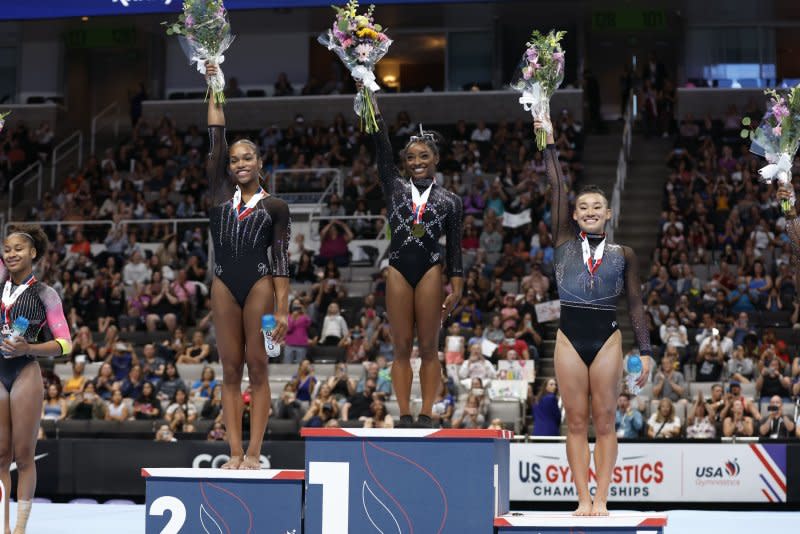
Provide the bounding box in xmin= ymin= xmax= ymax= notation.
xmin=207 ymin=126 xmax=291 ymax=307
xmin=0 ymin=264 xmax=71 ymax=391
xmin=372 ymin=117 xmax=463 ymax=287
xmin=544 ymin=146 xmax=651 ymax=366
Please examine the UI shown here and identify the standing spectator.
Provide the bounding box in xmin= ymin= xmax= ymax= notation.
xmin=284 ymin=301 xmax=312 ymax=363
xmin=71 ymin=327 xmax=98 ymax=362
xmin=458 ymin=344 xmax=496 ymax=383
xmin=327 ymin=363 xmax=356 ymax=403
xmin=756 ymin=357 xmax=792 ymax=400
xmin=615 ymin=393 xmax=643 ymax=438
xmin=319 ymin=302 xmax=348 ymax=346
xmin=653 ymin=352 xmax=687 ymax=409
xmin=470 ymin=120 xmax=492 ymax=143
xmin=695 ymin=330 xmax=726 ymax=382
xmin=646 ymin=398 xmax=682 ymax=438
xmin=122 ymin=250 xmax=150 ymax=286
xmin=727 ymin=345 xmax=755 ymax=383
xmin=294 ymin=360 xmax=317 ymax=403
xmin=659 ymin=313 xmax=688 ymax=349
xmin=531 ymin=378 xmax=561 ymax=437
xmin=758 ymin=395 xmax=795 ymax=439
xmin=315 ymin=221 xmax=352 ymax=267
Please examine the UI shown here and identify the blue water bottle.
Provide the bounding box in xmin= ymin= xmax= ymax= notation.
xmin=2 ymin=316 xmax=28 ymax=358
xmin=262 ymin=314 xmax=281 ymax=359
xmin=626 ymin=353 xmax=643 ymax=395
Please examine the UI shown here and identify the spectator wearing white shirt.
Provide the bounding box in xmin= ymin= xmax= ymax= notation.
xmin=646 ymin=398 xmax=682 ymax=438
xmin=122 ymin=250 xmax=151 ymax=286
xmin=749 ymin=219 xmax=774 ymax=254
xmin=659 ymin=312 xmax=688 ymax=349
xmin=458 ymin=344 xmax=496 ymax=384
xmin=320 ymin=302 xmax=349 ymax=346
xmin=470 ymin=120 xmax=492 ymax=143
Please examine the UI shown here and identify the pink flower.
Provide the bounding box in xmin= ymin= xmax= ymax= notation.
xmin=772 ymin=97 xmax=790 ymax=122
xmin=773 ymin=125 xmax=782 ymax=136
xmin=523 ymin=66 xmax=534 ymax=80
xmin=185 ymin=14 xmax=194 ymax=27
xmin=526 ymin=47 xmax=539 ymax=64
xmin=0 ymin=120 xmax=4 ymax=133
xmin=341 ymin=38 xmax=354 ymax=48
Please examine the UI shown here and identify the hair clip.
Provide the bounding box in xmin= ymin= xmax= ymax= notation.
xmin=409 ymin=123 xmax=436 ymax=143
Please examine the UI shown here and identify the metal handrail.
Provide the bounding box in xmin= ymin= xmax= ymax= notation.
xmin=608 ymin=90 xmax=635 ymax=242
xmin=7 ymin=161 xmax=43 ymax=221
xmin=270 ymin=167 xmax=344 ymax=198
xmin=51 ymin=130 xmax=83 ymax=189
xmin=3 ymin=217 xmax=210 ymax=238
xmin=90 ymin=101 xmax=120 ymax=155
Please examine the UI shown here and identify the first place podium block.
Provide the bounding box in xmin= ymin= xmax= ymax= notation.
xmin=142 ymin=468 xmax=304 ymax=534
xmin=494 ymin=512 xmax=668 ymax=534
xmin=302 ymin=427 xmax=512 ymax=534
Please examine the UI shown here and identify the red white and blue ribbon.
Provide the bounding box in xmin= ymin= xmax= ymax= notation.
xmin=1 ymin=273 xmax=35 ymax=325
xmin=410 ymin=180 xmax=434 ymax=225
xmin=579 ymin=232 xmax=606 ymax=276
xmin=232 ymin=186 xmax=266 ymax=221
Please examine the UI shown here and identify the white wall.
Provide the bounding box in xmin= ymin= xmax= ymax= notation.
xmin=165 ymin=32 xmax=309 ymax=95
xmin=18 ymin=22 xmax=63 ymax=103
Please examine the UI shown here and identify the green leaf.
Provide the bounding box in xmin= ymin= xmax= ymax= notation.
xmin=338 ymin=19 xmax=348 ymax=32
xmin=741 ymin=117 xmax=751 ymax=126
xmin=374 ymin=24 xmax=382 ymax=31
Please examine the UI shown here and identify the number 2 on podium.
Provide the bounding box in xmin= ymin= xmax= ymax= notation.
xmin=309 ymin=461 xmax=350 ymax=534
xmin=149 ymin=496 xmax=187 ymax=534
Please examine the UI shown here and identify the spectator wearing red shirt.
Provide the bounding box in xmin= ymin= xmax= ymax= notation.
xmin=496 ymin=324 xmax=530 ymax=361
xmin=70 ymin=230 xmax=92 ymax=256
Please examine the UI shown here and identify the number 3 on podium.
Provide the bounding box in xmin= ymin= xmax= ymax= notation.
xmin=309 ymin=461 xmax=350 ymax=534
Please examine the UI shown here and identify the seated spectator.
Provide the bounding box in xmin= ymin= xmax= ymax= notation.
xmin=294 ymin=360 xmax=318 ymax=403
xmin=42 ymin=383 xmax=67 ymax=421
xmin=685 ymin=393 xmax=716 ymax=439
xmin=758 ymin=395 xmax=796 ymax=439
xmin=531 ymin=378 xmax=561 ymax=437
xmin=458 ymin=344 xmax=496 ymax=384
xmin=647 ymin=398 xmax=682 ymax=439
xmin=727 ymin=345 xmax=755 ymax=383
xmin=274 ymin=382 xmax=303 ymax=421
xmin=207 ymin=422 xmax=227 ymax=441
xmin=201 ymin=384 xmax=224 ymax=421
xmin=615 ymin=393 xmax=643 ymax=438
xmin=653 ymin=352 xmax=687 ymax=409
xmin=451 ymin=394 xmax=484 ymax=429
xmin=165 ymin=389 xmax=197 ymax=433
xmin=488 ymin=418 xmax=504 ymax=430
xmin=284 ymin=301 xmax=312 ymax=364
xmin=63 ymin=359 xmax=88 ymax=397
xmin=695 ymin=329 xmax=726 ymax=382
xmin=363 ymin=399 xmax=394 ymax=429
xmin=319 ymin=303 xmax=349 ymax=346
xmin=496 ymin=325 xmax=530 ymax=361
xmin=315 ymin=220 xmax=352 ymax=267
xmin=157 ymin=363 xmax=187 ymax=404
xmin=516 ymin=312 xmax=543 ymax=364
xmin=327 ymin=362 xmax=356 ymax=403
xmin=722 ymin=399 xmax=755 ymax=437
xmin=342 ymin=378 xmax=376 ymax=421
xmin=94 ymin=362 xmax=117 ymax=401
xmin=431 ymin=375 xmax=455 ymax=428
xmin=106 ymin=389 xmax=130 ymax=422
xmin=120 ymin=364 xmax=145 ymax=400
xmin=68 ymin=382 xmax=107 ymax=420
xmin=484 ymin=315 xmax=505 ymax=346
xmin=134 ymin=382 xmax=163 ymax=420
xmin=145 ymin=272 xmax=179 ymax=332
xmin=756 ymin=357 xmax=792 ymax=400
xmin=154 ymin=424 xmax=177 ymax=442
xmin=105 ymin=340 xmax=139 ymax=382
xmin=122 ymin=250 xmax=150 ymax=287
xmin=176 ymin=330 xmax=211 ymax=364
xmin=293 ymin=252 xmax=317 ymax=284
xmin=357 ymin=360 xmax=392 ymax=398
xmin=191 ymin=367 xmax=218 ymax=400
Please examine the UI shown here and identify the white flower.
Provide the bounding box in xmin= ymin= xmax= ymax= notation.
xmin=355 ymin=43 xmax=373 ymax=62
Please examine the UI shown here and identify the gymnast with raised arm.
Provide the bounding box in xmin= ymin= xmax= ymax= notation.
xmin=0 ymin=225 xmax=72 ymax=533
xmin=537 ymin=117 xmax=652 ymax=515
xmin=359 ymin=82 xmax=463 ymax=428
xmin=205 ymin=63 xmax=291 ymax=469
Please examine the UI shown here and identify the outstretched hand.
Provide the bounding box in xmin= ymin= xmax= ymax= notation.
xmin=636 ymin=355 xmax=652 ymax=389
xmin=777 ymin=184 xmax=797 ymax=216
xmin=204 ymin=61 xmax=218 ymax=82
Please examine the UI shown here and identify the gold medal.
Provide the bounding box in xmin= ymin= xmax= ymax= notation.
xmin=412 ymin=223 xmax=425 ymax=238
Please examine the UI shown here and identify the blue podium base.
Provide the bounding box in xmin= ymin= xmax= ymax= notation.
xmin=142 ymin=468 xmax=304 ymax=534
xmin=495 ymin=512 xmax=668 ymax=534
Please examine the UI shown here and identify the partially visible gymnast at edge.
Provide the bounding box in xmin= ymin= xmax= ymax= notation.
xmin=205 ymin=63 xmax=290 ymax=469
xmin=537 ymin=116 xmax=652 ymax=516
xmin=358 ymin=82 xmax=464 ymax=428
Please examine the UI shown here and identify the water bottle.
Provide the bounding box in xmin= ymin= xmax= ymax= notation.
xmin=11 ymin=316 xmax=29 ymax=338
xmin=626 ymin=354 xmax=643 ymax=396
xmin=262 ymin=314 xmax=281 ymax=359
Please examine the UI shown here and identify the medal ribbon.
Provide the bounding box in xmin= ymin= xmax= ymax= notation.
xmin=1 ymin=273 xmax=35 ymax=325
xmin=232 ymin=186 xmax=266 ymax=221
xmin=410 ymin=180 xmax=434 ymax=225
xmin=580 ymin=232 xmax=606 ymax=276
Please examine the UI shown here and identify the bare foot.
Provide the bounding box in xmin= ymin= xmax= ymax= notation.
xmin=572 ymin=500 xmax=593 ymax=516
xmin=590 ymin=501 xmax=609 ymax=516
xmin=220 ymin=455 xmax=243 ymax=469
xmin=239 ymin=455 xmax=261 ymax=470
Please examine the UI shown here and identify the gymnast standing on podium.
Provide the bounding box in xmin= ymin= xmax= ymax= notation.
xmin=204 ymin=63 xmax=291 ymax=469
xmin=358 ymin=82 xmax=463 ymax=428
xmin=537 ymin=116 xmax=651 ymax=516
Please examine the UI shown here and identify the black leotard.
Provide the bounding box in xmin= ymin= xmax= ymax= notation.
xmin=372 ymin=117 xmax=463 ymax=288
xmin=207 ymin=126 xmax=291 ymax=307
xmin=544 ymin=146 xmax=651 ymax=366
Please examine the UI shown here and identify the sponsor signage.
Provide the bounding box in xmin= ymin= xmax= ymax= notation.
xmin=511 ymin=442 xmax=787 ymax=502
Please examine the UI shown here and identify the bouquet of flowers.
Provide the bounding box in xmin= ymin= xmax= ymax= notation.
xmin=0 ymin=111 xmax=9 ymax=134
xmin=319 ymin=1 xmax=391 ymax=133
xmin=163 ymin=0 xmax=235 ymax=105
xmin=742 ymin=84 xmax=800 ymax=213
xmin=511 ymin=30 xmax=566 ymax=150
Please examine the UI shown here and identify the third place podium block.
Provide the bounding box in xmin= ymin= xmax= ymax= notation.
xmin=142 ymin=467 xmax=304 ymax=534
xmin=302 ymin=427 xmax=513 ymax=534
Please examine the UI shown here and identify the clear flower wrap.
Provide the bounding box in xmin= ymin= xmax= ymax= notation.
xmin=318 ymin=1 xmax=392 ymax=133
xmin=511 ymin=30 xmax=566 ymax=150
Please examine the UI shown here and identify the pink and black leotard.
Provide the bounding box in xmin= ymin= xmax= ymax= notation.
xmin=0 ymin=263 xmax=72 ymax=391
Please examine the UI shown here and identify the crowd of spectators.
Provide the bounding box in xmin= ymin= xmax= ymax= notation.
xmin=0 ymin=119 xmax=54 ymax=191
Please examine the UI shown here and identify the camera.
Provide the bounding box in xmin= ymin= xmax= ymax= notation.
xmin=767 ymin=405 xmax=779 ymax=412
xmin=322 ymin=402 xmax=333 ymax=412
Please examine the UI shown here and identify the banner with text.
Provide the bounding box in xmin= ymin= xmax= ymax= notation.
xmin=510 ymin=442 xmax=787 ymax=503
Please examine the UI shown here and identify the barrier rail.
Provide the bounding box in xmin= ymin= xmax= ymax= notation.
xmin=51 ymin=130 xmax=83 ymax=189
xmin=90 ymin=101 xmax=120 ymax=155
xmin=7 ymin=161 xmax=43 ymax=221
xmin=270 ymin=167 xmax=343 ymax=205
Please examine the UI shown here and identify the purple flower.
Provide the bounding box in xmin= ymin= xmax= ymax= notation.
xmin=772 ymin=97 xmax=790 ymax=122
xmin=526 ymin=47 xmax=539 ymax=64
xmin=523 ymin=66 xmax=535 ymax=80
xmin=773 ymin=125 xmax=782 ymax=136
xmin=185 ymin=14 xmax=194 ymax=27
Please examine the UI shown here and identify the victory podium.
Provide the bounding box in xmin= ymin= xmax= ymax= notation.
xmin=494 ymin=511 xmax=668 ymax=534
xmin=302 ymin=427 xmax=512 ymax=534
xmin=142 ymin=468 xmax=304 ymax=534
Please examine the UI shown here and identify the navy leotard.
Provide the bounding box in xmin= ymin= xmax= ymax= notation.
xmin=544 ymin=146 xmax=651 ymax=366
xmin=372 ymin=117 xmax=463 ymax=287
xmin=207 ymin=126 xmax=291 ymax=307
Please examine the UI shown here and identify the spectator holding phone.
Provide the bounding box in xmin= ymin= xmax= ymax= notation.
xmin=758 ymin=395 xmax=795 ymax=439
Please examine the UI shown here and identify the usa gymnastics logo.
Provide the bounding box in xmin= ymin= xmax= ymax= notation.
xmin=113 ymin=0 xmax=173 ymax=7
xmin=695 ymin=458 xmax=741 ymax=487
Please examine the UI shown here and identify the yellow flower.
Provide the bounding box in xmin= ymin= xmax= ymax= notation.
xmin=357 ymin=27 xmax=378 ymax=40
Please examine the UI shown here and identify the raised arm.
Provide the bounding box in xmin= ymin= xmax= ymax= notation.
xmin=361 ymin=87 xmax=399 ymax=197
xmin=623 ymin=246 xmax=653 ymax=378
xmin=205 ymin=64 xmax=232 ymax=205
xmin=536 ymin=118 xmax=572 ymax=248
